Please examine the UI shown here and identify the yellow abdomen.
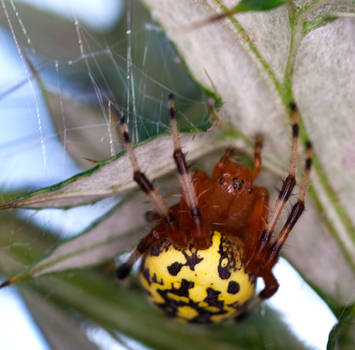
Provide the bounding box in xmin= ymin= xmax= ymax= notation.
xmin=139 ymin=231 xmax=256 ymax=323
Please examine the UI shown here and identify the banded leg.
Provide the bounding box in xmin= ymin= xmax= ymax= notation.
xmin=120 ymin=116 xmax=175 ymax=227
xmin=244 ymin=186 xmax=269 ymax=265
xmin=144 ymin=210 xmax=161 ymax=223
xmin=248 ymin=141 xmax=312 ymax=301
xmin=169 ymin=93 xmax=208 ymax=249
xmin=265 ymin=141 xmax=313 ymax=270
xmin=250 ymin=102 xmax=300 ymax=261
xmin=116 ymin=225 xmax=166 ymax=279
xmin=244 ymin=104 xmax=312 ymax=310
xmin=116 ymin=117 xmax=180 ymax=279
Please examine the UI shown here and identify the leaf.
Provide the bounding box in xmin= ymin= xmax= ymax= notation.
xmin=18 ymin=194 xmax=148 ymax=281
xmin=1 ymin=0 xmax=355 ymax=326
xmin=20 ymin=288 xmax=100 ymax=350
xmin=0 ymin=126 xmax=219 ymax=209
xmin=327 ymin=303 xmax=355 ymax=350
xmin=143 ymin=0 xmax=355 ymax=308
xmin=0 ymin=172 xmax=189 ymax=283
xmin=38 ymin=273 xmax=312 ymax=350
xmin=183 ymin=0 xmax=291 ymax=29
xmin=235 ymin=0 xmax=290 ymax=12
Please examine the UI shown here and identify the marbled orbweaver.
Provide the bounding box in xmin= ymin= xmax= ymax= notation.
xmin=116 ymin=94 xmax=312 ymax=324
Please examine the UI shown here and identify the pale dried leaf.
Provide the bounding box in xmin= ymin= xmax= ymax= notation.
xmin=143 ymin=0 xmax=355 ymax=304
xmin=0 ymin=126 xmax=220 ymax=208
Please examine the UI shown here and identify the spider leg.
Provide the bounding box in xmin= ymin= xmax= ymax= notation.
xmin=120 ymin=117 xmax=173 ymax=224
xmin=218 ymin=148 xmax=235 ymax=164
xmin=244 ymin=186 xmax=269 ymax=264
xmin=169 ymin=93 xmax=209 ymax=249
xmin=252 ymin=134 xmax=263 ymax=180
xmin=241 ymin=135 xmax=267 ymax=263
xmin=144 ymin=210 xmax=161 ymax=223
xmin=234 ymin=270 xmax=279 ymax=321
xmin=116 ymin=116 xmax=184 ymax=279
xmin=243 ymin=142 xmax=312 ymax=304
xmin=116 ymin=226 xmax=166 ymax=279
xmin=244 ymin=104 xmax=312 ymax=309
xmin=119 ymin=116 xmax=186 ymax=245
xmin=250 ymin=103 xmax=300 ymax=261
xmin=265 ymin=142 xmax=313 ymax=270
xmin=246 ymin=141 xmax=312 ymax=304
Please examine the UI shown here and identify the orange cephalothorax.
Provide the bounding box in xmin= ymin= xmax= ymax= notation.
xmin=206 ymin=159 xmax=256 ymax=236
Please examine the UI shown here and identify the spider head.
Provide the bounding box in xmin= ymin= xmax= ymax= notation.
xmin=207 ymin=158 xmax=255 ymax=222
xmin=213 ymin=158 xmax=254 ymax=196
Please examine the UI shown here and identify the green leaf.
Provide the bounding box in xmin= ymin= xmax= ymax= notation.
xmin=20 ymin=288 xmax=100 ymax=350
xmin=327 ymin=303 xmax=355 ymax=350
xmin=182 ymin=0 xmax=291 ymax=29
xmin=234 ymin=0 xmax=290 ymax=12
xmin=10 ymin=195 xmax=147 ymax=283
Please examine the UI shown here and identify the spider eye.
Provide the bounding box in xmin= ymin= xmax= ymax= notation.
xmin=233 ymin=178 xmax=244 ymax=190
xmin=248 ymin=188 xmax=253 ymax=194
xmin=219 ymin=177 xmax=224 ymax=184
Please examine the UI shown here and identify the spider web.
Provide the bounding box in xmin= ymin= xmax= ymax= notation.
xmin=0 ymin=1 xmax=210 ymax=349
xmin=0 ymin=0 xmax=208 ymax=182
xmin=0 ymin=0 xmax=209 ymax=234
xmin=0 ymin=1 xmax=339 ymax=350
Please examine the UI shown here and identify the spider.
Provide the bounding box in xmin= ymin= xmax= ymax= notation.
xmin=116 ymin=94 xmax=312 ymax=324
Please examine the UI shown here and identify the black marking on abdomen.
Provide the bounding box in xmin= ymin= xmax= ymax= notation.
xmin=154 ymin=279 xmax=229 ymax=324
xmin=141 ymin=233 xmax=248 ymax=324
xmin=217 ymin=235 xmax=237 ymax=280
xmin=227 ymin=281 xmax=240 ymax=294
xmin=149 ymin=240 xmax=171 ymax=256
xmin=166 ymin=243 xmax=204 ymax=276
xmin=174 ymin=279 xmax=194 ymax=297
xmin=182 ymin=249 xmax=203 ymax=271
xmin=152 ymin=273 xmax=164 ymax=285
xmin=204 ymin=288 xmax=224 ymax=309
xmin=141 ymin=266 xmax=151 ymax=285
xmin=167 ymin=262 xmax=183 ymax=276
